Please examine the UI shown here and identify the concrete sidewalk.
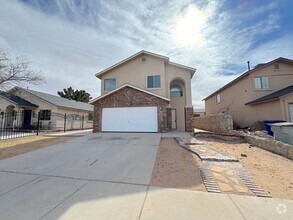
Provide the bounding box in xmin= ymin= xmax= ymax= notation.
xmin=141 ymin=187 xmax=292 ymax=220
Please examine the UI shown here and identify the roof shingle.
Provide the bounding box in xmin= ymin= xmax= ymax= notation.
xmin=245 ymin=86 xmax=293 ymax=105
xmin=0 ymin=91 xmax=38 ymax=108
xmin=16 ymin=87 xmax=93 ymax=111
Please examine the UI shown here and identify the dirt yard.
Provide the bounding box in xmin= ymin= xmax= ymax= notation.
xmin=151 ymin=138 xmax=206 ymax=192
xmin=200 ymin=137 xmax=293 ymax=200
xmin=0 ymin=136 xmax=76 ymax=160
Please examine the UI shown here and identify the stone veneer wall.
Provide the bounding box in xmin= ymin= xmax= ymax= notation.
xmin=244 ymin=134 xmax=293 ymax=160
xmin=194 ymin=113 xmax=233 ymax=133
xmin=185 ymin=107 xmax=194 ymax=132
xmin=92 ymin=86 xmax=170 ymax=132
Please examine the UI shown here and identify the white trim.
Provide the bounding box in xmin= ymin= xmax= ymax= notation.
xmin=103 ymin=78 xmax=117 ymax=92
xmin=168 ymin=62 xmax=196 ymax=73
xmin=146 ymin=75 xmax=161 ymax=89
xmin=90 ymin=84 xmax=170 ymax=103
xmin=95 ymin=50 xmax=196 ymax=78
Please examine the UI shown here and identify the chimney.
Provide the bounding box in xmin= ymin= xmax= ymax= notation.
xmin=247 ymin=61 xmax=250 ymax=71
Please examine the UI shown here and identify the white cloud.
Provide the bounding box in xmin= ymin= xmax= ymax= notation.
xmin=0 ymin=0 xmax=290 ymax=108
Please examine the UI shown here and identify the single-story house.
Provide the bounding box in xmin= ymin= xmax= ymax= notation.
xmin=0 ymin=87 xmax=93 ymax=130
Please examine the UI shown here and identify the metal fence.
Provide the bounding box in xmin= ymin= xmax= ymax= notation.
xmin=0 ymin=111 xmax=93 ymax=140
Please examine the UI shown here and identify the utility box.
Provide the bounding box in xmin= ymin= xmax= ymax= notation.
xmin=270 ymin=122 xmax=293 ymax=145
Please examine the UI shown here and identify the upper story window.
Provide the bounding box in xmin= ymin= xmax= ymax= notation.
xmin=170 ymin=85 xmax=183 ymax=97
xmin=216 ymin=94 xmax=221 ymax=103
xmin=274 ymin=63 xmax=279 ymax=70
xmin=254 ymin=76 xmax=270 ymax=90
xmin=147 ymin=75 xmax=161 ymax=88
xmin=40 ymin=110 xmax=51 ymax=120
xmin=104 ymin=78 xmax=116 ymax=91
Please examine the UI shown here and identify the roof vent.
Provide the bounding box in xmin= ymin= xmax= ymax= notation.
xmin=141 ymin=57 xmax=147 ymax=63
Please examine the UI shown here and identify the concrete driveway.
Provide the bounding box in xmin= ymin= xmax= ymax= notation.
xmin=0 ymin=132 xmax=292 ymax=219
xmin=0 ymin=133 xmax=160 ymax=219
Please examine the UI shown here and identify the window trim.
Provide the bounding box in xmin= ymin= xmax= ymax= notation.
xmin=146 ymin=75 xmax=161 ymax=90
xmin=88 ymin=113 xmax=93 ymax=121
xmin=104 ymin=78 xmax=117 ymax=92
xmin=253 ymin=76 xmax=271 ymax=91
xmin=216 ymin=93 xmax=221 ymax=104
xmin=39 ymin=109 xmax=51 ymax=121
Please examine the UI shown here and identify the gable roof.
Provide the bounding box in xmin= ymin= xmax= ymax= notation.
xmin=203 ymin=57 xmax=293 ymax=100
xmin=13 ymin=87 xmax=93 ymax=112
xmin=0 ymin=91 xmax=38 ymax=108
xmin=90 ymin=84 xmax=170 ymax=104
xmin=95 ymin=50 xmax=196 ymax=79
xmin=245 ymin=85 xmax=293 ymax=105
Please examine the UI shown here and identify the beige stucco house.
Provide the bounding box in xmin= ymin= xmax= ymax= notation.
xmin=90 ymin=50 xmax=196 ymax=132
xmin=204 ymin=57 xmax=293 ymax=128
xmin=0 ymin=87 xmax=93 ymax=130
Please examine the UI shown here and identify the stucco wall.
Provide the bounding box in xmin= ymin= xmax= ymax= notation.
xmin=194 ymin=113 xmax=233 ymax=133
xmin=0 ymin=99 xmax=17 ymax=111
xmin=100 ymin=54 xmax=166 ymax=97
xmin=205 ymin=62 xmax=293 ymax=127
xmin=165 ymin=64 xmax=193 ymax=107
xmin=100 ymin=54 xmax=193 ymax=106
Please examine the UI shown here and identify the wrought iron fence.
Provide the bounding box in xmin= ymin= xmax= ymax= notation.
xmin=0 ymin=111 xmax=93 ymax=140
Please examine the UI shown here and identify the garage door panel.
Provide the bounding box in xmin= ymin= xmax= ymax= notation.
xmin=102 ymin=107 xmax=158 ymax=132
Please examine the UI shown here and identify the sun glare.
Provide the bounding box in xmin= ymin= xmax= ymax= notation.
xmin=174 ymin=5 xmax=208 ymax=47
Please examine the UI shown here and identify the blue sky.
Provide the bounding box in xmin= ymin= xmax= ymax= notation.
xmin=0 ymin=0 xmax=292 ymax=108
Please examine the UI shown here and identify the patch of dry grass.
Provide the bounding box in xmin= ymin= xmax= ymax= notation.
xmin=0 ymin=136 xmax=54 ymax=149
xmin=0 ymin=136 xmax=76 ymax=160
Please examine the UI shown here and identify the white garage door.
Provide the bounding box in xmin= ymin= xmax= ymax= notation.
xmin=102 ymin=107 xmax=158 ymax=132
xmin=289 ymin=104 xmax=293 ymax=122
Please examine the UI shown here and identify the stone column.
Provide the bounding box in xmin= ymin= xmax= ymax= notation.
xmin=185 ymin=107 xmax=194 ymax=132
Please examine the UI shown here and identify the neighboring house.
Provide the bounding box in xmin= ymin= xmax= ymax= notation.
xmin=204 ymin=57 xmax=293 ymax=128
xmin=90 ymin=50 xmax=196 ymax=132
xmin=194 ymin=108 xmax=205 ymax=117
xmin=0 ymin=87 xmax=93 ymax=130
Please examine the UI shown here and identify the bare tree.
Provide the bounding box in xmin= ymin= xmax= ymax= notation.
xmin=0 ymin=48 xmax=44 ymax=90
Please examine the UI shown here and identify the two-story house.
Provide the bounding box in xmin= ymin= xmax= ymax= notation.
xmin=90 ymin=50 xmax=196 ymax=132
xmin=204 ymin=57 xmax=293 ymax=128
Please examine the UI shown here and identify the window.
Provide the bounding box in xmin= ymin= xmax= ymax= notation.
xmin=147 ymin=75 xmax=161 ymax=88
xmin=88 ymin=113 xmax=93 ymax=121
xmin=104 ymin=78 xmax=116 ymax=91
xmin=274 ymin=63 xmax=279 ymax=70
xmin=254 ymin=76 xmax=270 ymax=89
xmin=170 ymin=85 xmax=183 ymax=97
xmin=40 ymin=110 xmax=51 ymax=120
xmin=216 ymin=94 xmax=221 ymax=103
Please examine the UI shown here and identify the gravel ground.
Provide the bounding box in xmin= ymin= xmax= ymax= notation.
xmin=151 ymin=138 xmax=206 ymax=192
xmin=200 ymin=138 xmax=293 ymax=200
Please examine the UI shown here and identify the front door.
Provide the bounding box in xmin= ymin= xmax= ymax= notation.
xmin=23 ymin=110 xmax=32 ymax=129
xmin=171 ymin=108 xmax=177 ymax=129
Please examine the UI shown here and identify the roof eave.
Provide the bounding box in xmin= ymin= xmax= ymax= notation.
xmin=245 ymin=98 xmax=279 ymax=106
xmin=90 ymin=84 xmax=170 ymax=104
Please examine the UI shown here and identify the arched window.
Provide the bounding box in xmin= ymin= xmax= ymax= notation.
xmin=170 ymin=85 xmax=183 ymax=97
